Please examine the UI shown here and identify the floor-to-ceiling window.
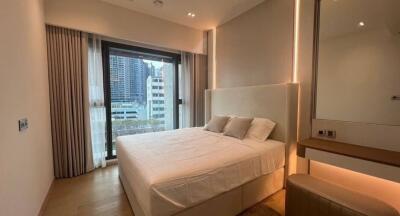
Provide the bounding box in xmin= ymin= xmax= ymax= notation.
xmin=102 ymin=41 xmax=181 ymax=159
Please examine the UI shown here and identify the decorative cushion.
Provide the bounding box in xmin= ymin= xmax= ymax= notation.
xmin=223 ymin=117 xmax=253 ymax=139
xmin=204 ymin=116 xmax=230 ymax=133
xmin=222 ymin=115 xmax=236 ymax=133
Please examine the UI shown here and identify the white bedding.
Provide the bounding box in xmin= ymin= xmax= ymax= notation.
xmin=117 ymin=127 xmax=285 ymax=216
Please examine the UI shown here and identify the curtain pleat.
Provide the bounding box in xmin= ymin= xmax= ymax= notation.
xmin=181 ymin=52 xmax=208 ymax=127
xmin=82 ymin=33 xmax=96 ymax=172
xmin=193 ymin=54 xmax=208 ymax=126
xmin=46 ymin=25 xmax=87 ymax=178
xmin=180 ymin=53 xmax=194 ymax=128
xmin=87 ymin=35 xmax=107 ymax=169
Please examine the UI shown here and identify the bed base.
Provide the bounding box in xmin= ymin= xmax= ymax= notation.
xmin=119 ymin=166 xmax=284 ymax=216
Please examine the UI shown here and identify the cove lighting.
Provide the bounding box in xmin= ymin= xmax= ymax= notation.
xmin=212 ymin=28 xmax=217 ymax=89
xmin=292 ymin=0 xmax=301 ymax=83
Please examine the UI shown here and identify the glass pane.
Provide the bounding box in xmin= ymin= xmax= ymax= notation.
xmin=108 ymin=48 xmax=175 ymax=156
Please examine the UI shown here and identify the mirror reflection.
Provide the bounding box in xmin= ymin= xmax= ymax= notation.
xmin=316 ymin=0 xmax=400 ymax=125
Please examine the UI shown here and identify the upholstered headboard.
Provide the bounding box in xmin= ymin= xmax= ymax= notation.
xmin=205 ymin=83 xmax=299 ymax=177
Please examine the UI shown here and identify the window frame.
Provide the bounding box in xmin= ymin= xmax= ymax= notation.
xmin=102 ymin=41 xmax=182 ymax=160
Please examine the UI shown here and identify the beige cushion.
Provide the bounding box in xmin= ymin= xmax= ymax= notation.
xmin=222 ymin=115 xmax=236 ymax=133
xmin=204 ymin=116 xmax=230 ymax=133
xmin=223 ymin=117 xmax=253 ymax=139
xmin=246 ymin=118 xmax=276 ymax=141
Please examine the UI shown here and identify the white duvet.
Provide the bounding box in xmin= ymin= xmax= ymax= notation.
xmin=116 ymin=127 xmax=285 ymax=216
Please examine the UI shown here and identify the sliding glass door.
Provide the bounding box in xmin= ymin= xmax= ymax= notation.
xmin=102 ymin=41 xmax=181 ymax=159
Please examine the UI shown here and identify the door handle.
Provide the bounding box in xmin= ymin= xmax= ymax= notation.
xmin=392 ymin=96 xmax=400 ymax=100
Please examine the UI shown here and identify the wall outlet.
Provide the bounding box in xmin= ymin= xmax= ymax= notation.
xmin=326 ymin=130 xmax=336 ymax=139
xmin=18 ymin=118 xmax=28 ymax=132
xmin=317 ymin=129 xmax=336 ymax=139
xmin=318 ymin=130 xmax=326 ymax=136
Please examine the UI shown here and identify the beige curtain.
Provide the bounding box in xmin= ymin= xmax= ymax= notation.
xmin=46 ymin=25 xmax=87 ymax=178
xmin=193 ymin=54 xmax=208 ymax=126
xmin=181 ymin=53 xmax=208 ymax=127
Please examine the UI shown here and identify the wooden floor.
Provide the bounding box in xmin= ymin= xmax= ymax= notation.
xmin=42 ymin=165 xmax=285 ymax=216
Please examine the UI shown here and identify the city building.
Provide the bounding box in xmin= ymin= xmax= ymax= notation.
xmin=109 ymin=53 xmax=149 ymax=104
xmin=146 ymin=63 xmax=174 ymax=131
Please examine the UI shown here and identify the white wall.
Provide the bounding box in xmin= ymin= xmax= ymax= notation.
xmin=209 ymin=0 xmax=310 ymax=172
xmin=0 ymin=0 xmax=54 ymax=215
xmin=44 ymin=0 xmax=206 ymax=54
xmin=215 ymin=0 xmax=294 ymax=88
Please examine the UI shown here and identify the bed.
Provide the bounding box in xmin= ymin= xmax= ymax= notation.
xmin=117 ymin=83 xmax=299 ymax=216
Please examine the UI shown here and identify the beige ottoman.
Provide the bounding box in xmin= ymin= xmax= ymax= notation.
xmin=286 ymin=174 xmax=399 ymax=216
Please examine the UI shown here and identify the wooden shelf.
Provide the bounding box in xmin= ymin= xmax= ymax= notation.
xmin=298 ymin=138 xmax=400 ymax=168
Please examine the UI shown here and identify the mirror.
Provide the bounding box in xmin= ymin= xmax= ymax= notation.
xmin=315 ymin=0 xmax=400 ymax=125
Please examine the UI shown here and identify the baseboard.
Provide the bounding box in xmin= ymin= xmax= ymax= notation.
xmin=37 ymin=178 xmax=54 ymax=216
xmin=106 ymin=159 xmax=118 ymax=166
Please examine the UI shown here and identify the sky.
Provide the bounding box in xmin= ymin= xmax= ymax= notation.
xmin=144 ymin=59 xmax=168 ymax=69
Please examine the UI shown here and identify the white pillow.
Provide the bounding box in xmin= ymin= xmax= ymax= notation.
xmin=245 ymin=118 xmax=276 ymax=141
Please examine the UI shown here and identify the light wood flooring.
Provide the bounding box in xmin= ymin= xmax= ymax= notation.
xmin=42 ymin=165 xmax=285 ymax=216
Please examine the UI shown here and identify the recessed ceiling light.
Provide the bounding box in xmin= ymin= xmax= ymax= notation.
xmin=358 ymin=21 xmax=365 ymax=27
xmin=153 ymin=0 xmax=163 ymax=7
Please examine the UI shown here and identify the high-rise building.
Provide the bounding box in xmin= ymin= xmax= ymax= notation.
xmin=146 ymin=63 xmax=174 ymax=130
xmin=147 ymin=76 xmax=165 ymax=124
xmin=109 ymin=54 xmax=149 ymax=104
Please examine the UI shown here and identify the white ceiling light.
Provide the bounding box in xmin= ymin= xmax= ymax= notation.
xmin=358 ymin=21 xmax=365 ymax=27
xmin=187 ymin=12 xmax=196 ymax=18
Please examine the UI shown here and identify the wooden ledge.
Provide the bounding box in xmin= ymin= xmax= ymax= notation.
xmin=298 ymin=138 xmax=400 ymax=168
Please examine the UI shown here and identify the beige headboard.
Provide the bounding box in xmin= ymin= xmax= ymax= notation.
xmin=205 ymin=83 xmax=299 ymax=177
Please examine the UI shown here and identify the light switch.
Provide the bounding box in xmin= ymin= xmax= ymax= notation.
xmin=18 ymin=118 xmax=28 ymax=132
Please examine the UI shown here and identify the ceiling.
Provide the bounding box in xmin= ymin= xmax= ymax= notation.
xmin=320 ymin=0 xmax=400 ymax=40
xmin=100 ymin=0 xmax=265 ymax=30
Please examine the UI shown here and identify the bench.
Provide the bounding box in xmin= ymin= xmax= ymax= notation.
xmin=286 ymin=174 xmax=399 ymax=216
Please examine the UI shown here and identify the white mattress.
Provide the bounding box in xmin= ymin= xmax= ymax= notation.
xmin=117 ymin=127 xmax=285 ymax=216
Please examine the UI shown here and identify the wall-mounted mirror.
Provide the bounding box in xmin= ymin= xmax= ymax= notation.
xmin=315 ymin=0 xmax=400 ymax=126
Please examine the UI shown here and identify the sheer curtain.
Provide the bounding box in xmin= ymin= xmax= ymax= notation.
xmin=87 ymin=35 xmax=106 ymax=169
xmin=180 ymin=52 xmax=194 ymax=128
xmin=180 ymin=52 xmax=208 ymax=128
